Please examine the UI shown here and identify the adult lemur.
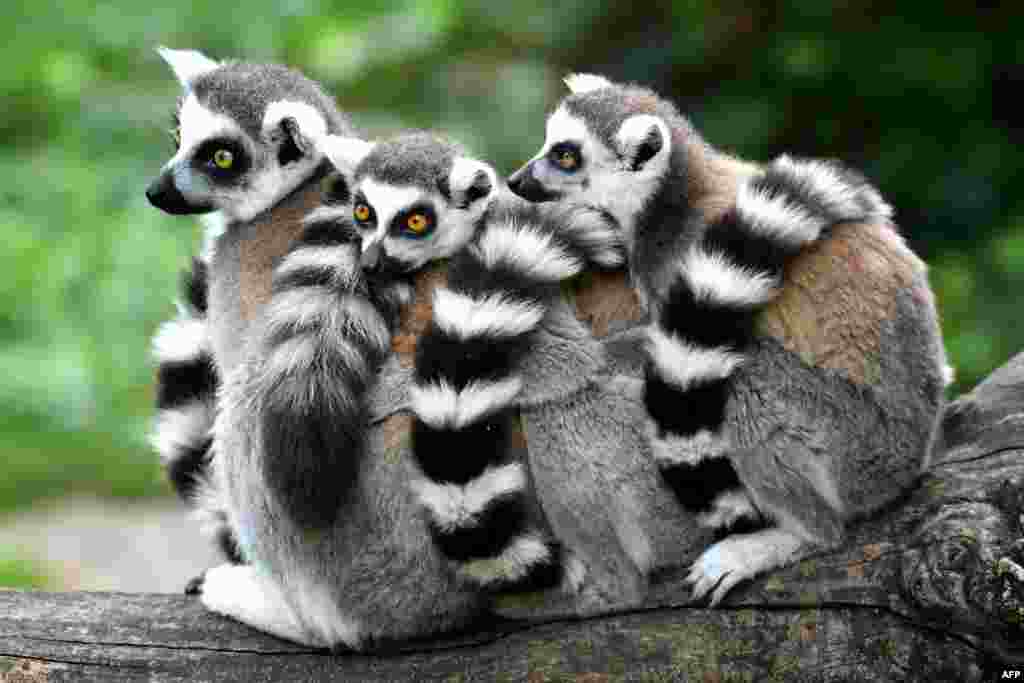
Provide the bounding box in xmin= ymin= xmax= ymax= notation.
xmin=501 ymin=74 xmax=950 ymax=604
xmin=147 ymin=51 xmax=703 ymax=648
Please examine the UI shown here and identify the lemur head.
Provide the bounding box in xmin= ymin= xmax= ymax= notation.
xmin=315 ymin=132 xmax=497 ymax=276
xmin=146 ymin=48 xmax=353 ymax=223
xmin=508 ymin=74 xmax=701 ymax=247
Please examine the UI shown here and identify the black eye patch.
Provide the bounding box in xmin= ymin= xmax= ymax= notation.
xmin=193 ymin=138 xmax=250 ymax=180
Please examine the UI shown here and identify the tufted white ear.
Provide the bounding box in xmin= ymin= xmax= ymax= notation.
xmin=448 ymin=157 xmax=496 ymax=209
xmin=615 ymin=114 xmax=671 ymax=172
xmin=316 ymin=136 xmax=375 ymax=176
xmin=157 ymin=47 xmax=220 ymax=87
xmin=563 ymin=73 xmax=613 ymax=94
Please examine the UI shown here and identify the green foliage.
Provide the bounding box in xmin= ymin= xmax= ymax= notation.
xmin=0 ymin=1 xmax=1021 ymax=514
xmin=0 ymin=551 xmax=53 ymax=590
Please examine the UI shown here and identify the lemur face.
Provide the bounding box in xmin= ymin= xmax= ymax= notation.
xmin=508 ymin=74 xmax=675 ymax=242
xmin=316 ymin=133 xmax=497 ymax=275
xmin=146 ymin=48 xmax=342 ymax=223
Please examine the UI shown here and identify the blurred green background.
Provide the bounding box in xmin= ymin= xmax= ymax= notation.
xmin=1 ymin=2 xmax=1021 ymax=586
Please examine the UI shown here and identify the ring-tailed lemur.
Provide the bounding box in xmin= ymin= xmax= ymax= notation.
xmin=307 ymin=133 xmax=637 ymax=593
xmin=150 ymin=55 xmax=705 ymax=646
xmin=505 ymin=74 xmax=950 ymax=604
xmin=147 ymin=47 xmax=398 ymax=538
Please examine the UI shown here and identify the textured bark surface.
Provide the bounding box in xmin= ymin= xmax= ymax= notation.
xmin=2 ymin=355 xmax=1023 ymax=682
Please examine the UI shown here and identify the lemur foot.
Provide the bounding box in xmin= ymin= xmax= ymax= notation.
xmin=686 ymin=528 xmax=805 ymax=606
xmin=199 ymin=563 xmax=311 ymax=645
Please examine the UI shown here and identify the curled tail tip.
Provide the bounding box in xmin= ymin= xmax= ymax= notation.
xmin=760 ymin=155 xmax=893 ymax=230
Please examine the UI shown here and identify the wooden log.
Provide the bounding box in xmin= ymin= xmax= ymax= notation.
xmin=2 ymin=355 xmax=1023 ymax=682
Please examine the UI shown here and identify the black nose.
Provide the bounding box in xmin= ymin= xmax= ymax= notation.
xmin=146 ymin=172 xmax=210 ymax=215
xmin=506 ymin=162 xmax=558 ymax=203
xmin=507 ymin=166 xmax=526 ymax=194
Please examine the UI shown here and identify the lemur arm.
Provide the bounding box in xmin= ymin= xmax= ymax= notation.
xmin=644 ymin=157 xmax=893 ymax=515
xmin=408 ymin=198 xmax=624 ymax=592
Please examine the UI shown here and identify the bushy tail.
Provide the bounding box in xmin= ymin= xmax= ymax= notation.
xmin=645 ymin=156 xmax=893 ymax=525
xmin=410 ymin=198 xmax=624 ymax=591
xmin=152 ymin=258 xmax=218 ymax=502
xmin=253 ymin=210 xmax=392 ymax=529
xmin=151 ymin=259 xmax=242 ymax=562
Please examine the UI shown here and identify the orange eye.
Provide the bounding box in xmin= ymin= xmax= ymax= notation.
xmin=557 ymin=150 xmax=577 ymax=170
xmin=406 ymin=213 xmax=430 ymax=234
xmin=354 ymin=203 xmax=372 ymax=222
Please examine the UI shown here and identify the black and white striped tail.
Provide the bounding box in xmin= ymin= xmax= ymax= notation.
xmin=255 ymin=209 xmax=392 ymax=529
xmin=411 ymin=200 xmax=623 ymax=592
xmin=151 ymin=259 xmax=242 ymax=564
xmin=645 ymin=156 xmax=893 ymax=528
xmin=152 ymin=258 xmax=217 ymax=503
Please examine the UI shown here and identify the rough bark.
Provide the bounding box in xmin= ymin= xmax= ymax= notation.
xmin=2 ymin=355 xmax=1023 ymax=682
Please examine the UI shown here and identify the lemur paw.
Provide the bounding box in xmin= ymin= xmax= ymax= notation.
xmin=686 ymin=529 xmax=806 ymax=606
xmin=685 ymin=535 xmax=757 ymax=606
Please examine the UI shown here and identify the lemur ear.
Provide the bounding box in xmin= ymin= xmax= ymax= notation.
xmin=316 ymin=136 xmax=375 ymax=177
xmin=563 ymin=73 xmax=613 ymax=94
xmin=447 ymin=157 xmax=496 ymax=209
xmin=616 ymin=114 xmax=671 ymax=172
xmin=157 ymin=47 xmax=219 ymax=88
xmin=263 ymin=102 xmax=328 ymax=166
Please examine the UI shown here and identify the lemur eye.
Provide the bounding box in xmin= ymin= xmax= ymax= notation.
xmin=354 ymin=203 xmax=372 ymax=222
xmin=212 ymin=149 xmax=234 ymax=169
xmin=549 ymin=143 xmax=581 ymax=173
xmin=405 ymin=213 xmax=431 ymax=235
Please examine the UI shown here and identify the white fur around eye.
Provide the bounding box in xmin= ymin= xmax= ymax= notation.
xmin=175 ymin=94 xmax=244 ymax=160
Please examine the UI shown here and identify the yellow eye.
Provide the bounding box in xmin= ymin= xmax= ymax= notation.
xmin=212 ymin=149 xmax=234 ymax=169
xmin=406 ymin=213 xmax=430 ymax=234
xmin=354 ymin=203 xmax=372 ymax=222
xmin=557 ymin=150 xmax=577 ymax=170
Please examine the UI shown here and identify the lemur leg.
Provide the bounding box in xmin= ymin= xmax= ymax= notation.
xmin=198 ymin=564 xmax=315 ymax=646
xmin=686 ymin=527 xmax=807 ymax=606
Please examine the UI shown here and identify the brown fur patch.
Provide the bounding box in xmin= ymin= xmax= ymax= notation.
xmin=688 ymin=150 xmax=759 ymax=223
xmin=567 ymin=270 xmax=644 ymax=338
xmin=237 ymin=183 xmax=325 ymax=321
xmin=391 ymin=262 xmax=450 ymax=368
xmin=758 ymin=221 xmax=927 ymax=385
xmin=381 ymin=413 xmax=414 ymax=452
